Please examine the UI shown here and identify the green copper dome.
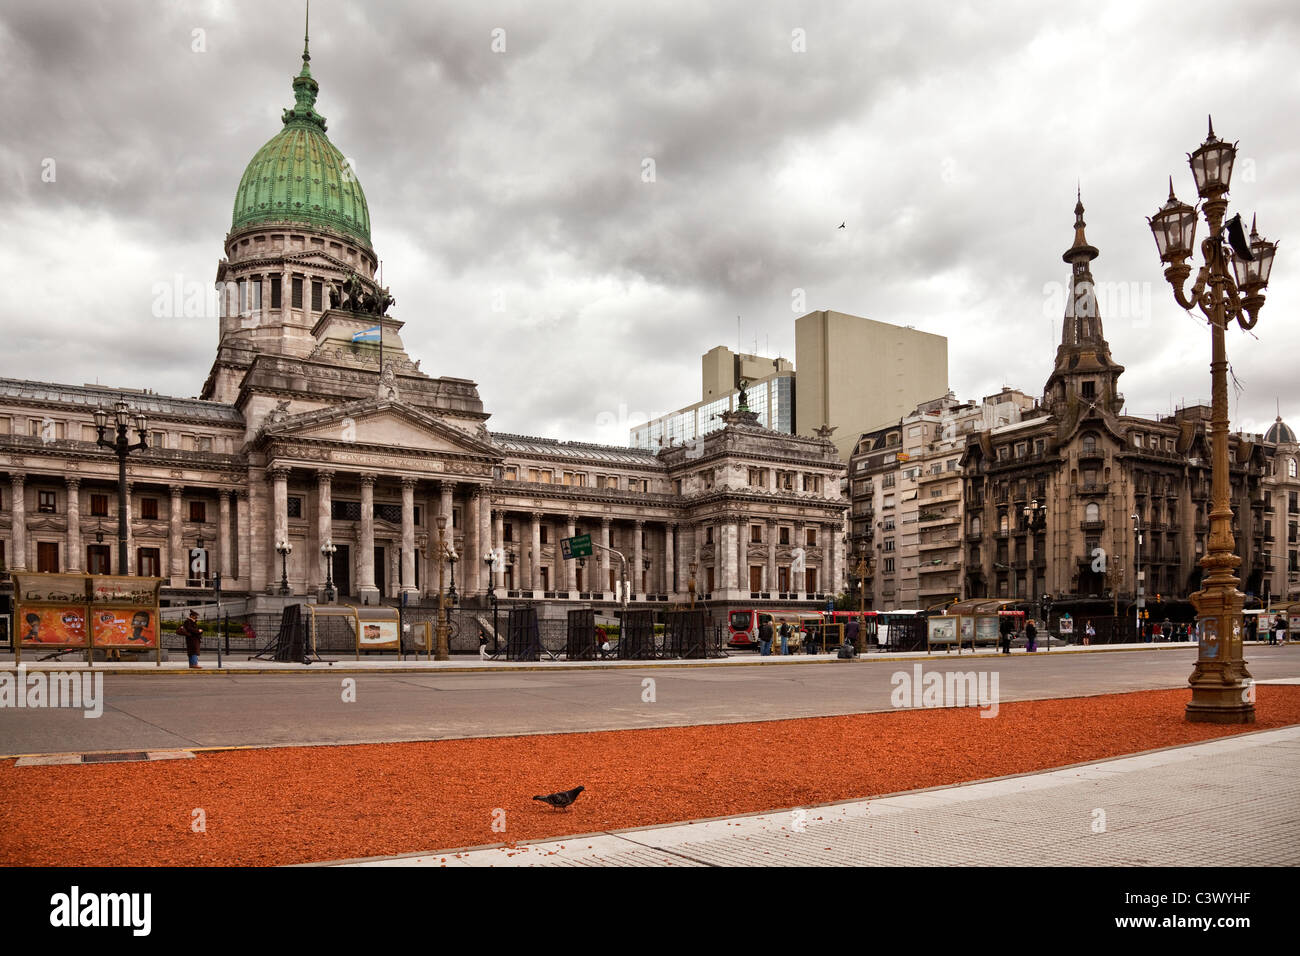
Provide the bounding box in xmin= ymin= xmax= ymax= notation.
xmin=230 ymin=31 xmax=371 ymax=246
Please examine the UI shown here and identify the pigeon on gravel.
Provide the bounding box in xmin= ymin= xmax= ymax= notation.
xmin=533 ymin=786 xmax=585 ymax=810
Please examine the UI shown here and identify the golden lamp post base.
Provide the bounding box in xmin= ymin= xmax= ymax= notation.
xmin=1186 ymin=582 xmax=1254 ymax=724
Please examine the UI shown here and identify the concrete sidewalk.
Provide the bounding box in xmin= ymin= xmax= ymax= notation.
xmin=0 ymin=639 xmax=1220 ymax=674
xmin=338 ymin=722 xmax=1300 ymax=867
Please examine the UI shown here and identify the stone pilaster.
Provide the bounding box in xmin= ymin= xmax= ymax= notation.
xmin=600 ymin=517 xmax=612 ymax=596
xmin=219 ymin=490 xmax=233 ymax=582
xmin=316 ymin=471 xmax=333 ymax=592
xmin=169 ymin=485 xmax=184 ymax=584
xmin=531 ymin=511 xmax=543 ymax=593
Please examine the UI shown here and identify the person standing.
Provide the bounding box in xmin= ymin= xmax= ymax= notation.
xmin=1273 ymin=613 xmax=1287 ymax=647
xmin=177 ymin=610 xmax=204 ymax=669
xmin=845 ymin=616 xmax=860 ymax=655
xmin=999 ymin=616 xmax=1013 ymax=655
xmin=1025 ymin=619 xmax=1037 ymax=653
xmin=778 ymin=619 xmax=791 ymax=655
xmin=758 ymin=618 xmax=773 ymax=656
xmin=1084 ymin=620 xmax=1095 ymax=646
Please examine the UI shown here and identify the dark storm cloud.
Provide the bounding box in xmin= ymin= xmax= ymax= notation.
xmin=1 ymin=0 xmax=1297 ymax=444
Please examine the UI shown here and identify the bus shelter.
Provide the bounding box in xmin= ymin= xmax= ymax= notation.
xmin=13 ymin=572 xmax=163 ymax=666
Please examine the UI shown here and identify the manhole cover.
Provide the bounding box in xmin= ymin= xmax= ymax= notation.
xmin=81 ymin=752 xmax=149 ymax=764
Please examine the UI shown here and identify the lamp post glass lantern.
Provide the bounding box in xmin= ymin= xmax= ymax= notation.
xmin=321 ymin=540 xmax=337 ymax=602
xmin=433 ymin=515 xmax=450 ymax=660
xmin=94 ymin=401 xmax=148 ymax=574
xmin=1148 ymin=116 xmax=1278 ymax=723
xmin=484 ymin=550 xmax=499 ymax=654
xmin=276 ymin=540 xmax=293 ymax=596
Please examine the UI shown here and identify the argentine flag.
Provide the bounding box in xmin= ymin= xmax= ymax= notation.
xmin=351 ymin=326 xmax=381 ymax=343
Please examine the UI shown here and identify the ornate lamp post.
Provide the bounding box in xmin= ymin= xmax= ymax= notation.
xmin=276 ymin=540 xmax=293 ymax=595
xmin=642 ymin=556 xmax=651 ymax=599
xmin=1023 ymin=498 xmax=1046 ymax=617
xmin=321 ymin=539 xmax=337 ymax=603
xmin=434 ymin=515 xmax=450 ymax=661
xmin=94 ymin=400 xmax=148 ymax=574
xmin=446 ymin=544 xmax=458 ymax=606
xmin=1148 ymin=117 xmax=1277 ymax=724
xmin=484 ymin=549 xmax=499 ymax=654
xmin=1131 ymin=511 xmax=1144 ymax=640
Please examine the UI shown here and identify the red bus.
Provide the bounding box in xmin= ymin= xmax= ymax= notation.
xmin=727 ymin=609 xmax=822 ymax=650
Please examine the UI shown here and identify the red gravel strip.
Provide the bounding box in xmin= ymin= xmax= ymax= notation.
xmin=2 ymin=686 xmax=1297 ymax=867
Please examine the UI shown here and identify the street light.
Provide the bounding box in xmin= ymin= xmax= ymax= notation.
xmin=433 ymin=515 xmax=450 ymax=661
xmin=94 ymin=400 xmax=148 ymax=574
xmin=483 ymin=549 xmax=499 ymax=654
xmin=1148 ymin=116 xmax=1277 ymax=724
xmin=1023 ymin=498 xmax=1046 ymax=619
xmin=321 ymin=539 xmax=337 ymax=603
xmin=1131 ymin=512 xmax=1144 ymax=640
xmin=276 ymin=540 xmax=293 ymax=596
xmin=446 ymin=545 xmax=459 ymax=605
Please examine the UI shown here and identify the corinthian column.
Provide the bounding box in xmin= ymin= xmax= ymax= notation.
xmin=316 ymin=472 xmax=333 ymax=592
xmin=358 ymin=474 xmax=378 ymax=603
xmin=9 ymin=474 xmax=26 ymax=570
xmin=401 ymin=477 xmax=417 ymax=598
xmin=169 ymin=485 xmax=184 ymax=584
xmin=65 ymin=477 xmax=81 ymax=572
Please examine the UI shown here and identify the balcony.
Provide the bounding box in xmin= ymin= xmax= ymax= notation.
xmin=966 ymin=532 xmax=983 ymax=543
xmin=918 ymin=538 xmax=960 ymax=552
xmin=1078 ymin=483 xmax=1109 ymax=496
xmin=1080 ymin=519 xmax=1105 ymax=532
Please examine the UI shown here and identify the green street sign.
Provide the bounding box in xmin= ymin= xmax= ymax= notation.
xmin=561 ymin=534 xmax=593 ymax=559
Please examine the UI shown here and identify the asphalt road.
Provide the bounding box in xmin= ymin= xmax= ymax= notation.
xmin=3 ymin=647 xmax=1298 ymax=756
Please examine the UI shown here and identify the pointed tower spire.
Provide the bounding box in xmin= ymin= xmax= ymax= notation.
xmin=1044 ymin=190 xmax=1124 ymax=417
xmin=283 ymin=2 xmax=326 ymax=130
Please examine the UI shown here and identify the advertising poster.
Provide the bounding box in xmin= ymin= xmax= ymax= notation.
xmin=928 ymin=617 xmax=958 ymax=644
xmin=960 ymin=617 xmax=975 ymax=642
xmin=359 ymin=619 xmax=400 ymax=648
xmin=91 ymin=608 xmax=159 ymax=648
xmin=17 ymin=606 xmax=89 ymax=646
xmin=975 ymin=615 xmax=1000 ymax=643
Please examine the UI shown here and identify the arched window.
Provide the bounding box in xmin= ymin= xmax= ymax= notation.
xmin=970 ymin=515 xmax=982 ymax=535
xmin=1290 ymin=458 xmax=1298 ymax=479
xmin=1085 ymin=502 xmax=1100 ymax=522
xmin=1081 ymin=433 xmax=1098 ymax=454
xmin=998 ymin=513 xmax=1008 ymax=533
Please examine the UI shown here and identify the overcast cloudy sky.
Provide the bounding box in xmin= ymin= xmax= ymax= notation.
xmin=2 ymin=0 xmax=1297 ymax=447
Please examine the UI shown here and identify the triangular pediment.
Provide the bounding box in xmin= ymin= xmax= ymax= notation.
xmin=261 ymin=398 xmax=501 ymax=459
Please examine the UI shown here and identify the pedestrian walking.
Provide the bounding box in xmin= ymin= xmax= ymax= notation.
xmin=1025 ymin=620 xmax=1037 ymax=653
xmin=758 ymin=618 xmax=774 ymax=656
xmin=999 ymin=617 xmax=1013 ymax=655
xmin=177 ymin=610 xmax=204 ymax=669
xmin=845 ymin=616 xmax=860 ymax=654
xmin=1084 ymin=621 xmax=1095 ymax=646
xmin=1273 ymin=613 xmax=1287 ymax=647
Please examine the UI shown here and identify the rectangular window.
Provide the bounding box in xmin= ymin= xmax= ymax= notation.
xmin=705 ymin=527 xmax=714 ymax=545
xmin=1081 ymin=380 xmax=1096 ymax=399
xmin=332 ymin=500 xmax=361 ymax=521
xmin=311 ymin=281 xmax=323 ymax=312
xmin=270 ymin=276 xmax=282 ymax=309
xmin=38 ymin=490 xmax=57 ymax=514
xmin=151 ymin=430 xmax=167 ymax=449
xmin=779 ymin=527 xmax=790 ymax=545
xmin=540 ymin=525 xmax=549 ymax=545
xmin=89 ymin=494 xmax=109 ymax=517
xmin=140 ymin=498 xmax=159 ymax=520
xmin=806 ymin=528 xmax=816 ymax=546
xmin=884 ymin=557 xmax=895 ymax=573
xmin=138 ymin=547 xmax=161 ymax=578
xmin=292 ymin=277 xmax=303 ymax=309
xmin=188 ymin=501 xmax=206 ymax=523
xmin=287 ymin=496 xmax=303 ymax=519
xmin=504 ymin=522 xmax=514 ymax=543
xmin=198 ymin=436 xmax=213 ymax=452
xmin=37 ymin=541 xmax=59 ymax=573
xmin=750 ymin=525 xmax=762 ymax=543
xmin=86 ymin=545 xmax=111 ymax=575
xmin=504 ymin=466 xmax=518 ymax=480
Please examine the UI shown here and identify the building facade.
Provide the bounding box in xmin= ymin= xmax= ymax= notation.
xmin=0 ymin=37 xmax=847 ymax=618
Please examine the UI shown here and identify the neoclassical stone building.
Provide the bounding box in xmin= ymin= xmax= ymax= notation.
xmin=0 ymin=37 xmax=846 ymax=617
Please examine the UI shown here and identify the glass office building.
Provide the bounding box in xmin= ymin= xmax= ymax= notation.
xmin=630 ymin=375 xmax=795 ymax=449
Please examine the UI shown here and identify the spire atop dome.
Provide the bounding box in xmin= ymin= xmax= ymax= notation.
xmin=284 ymin=2 xmax=326 ymax=131
xmin=1064 ymin=188 xmax=1098 ymax=263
